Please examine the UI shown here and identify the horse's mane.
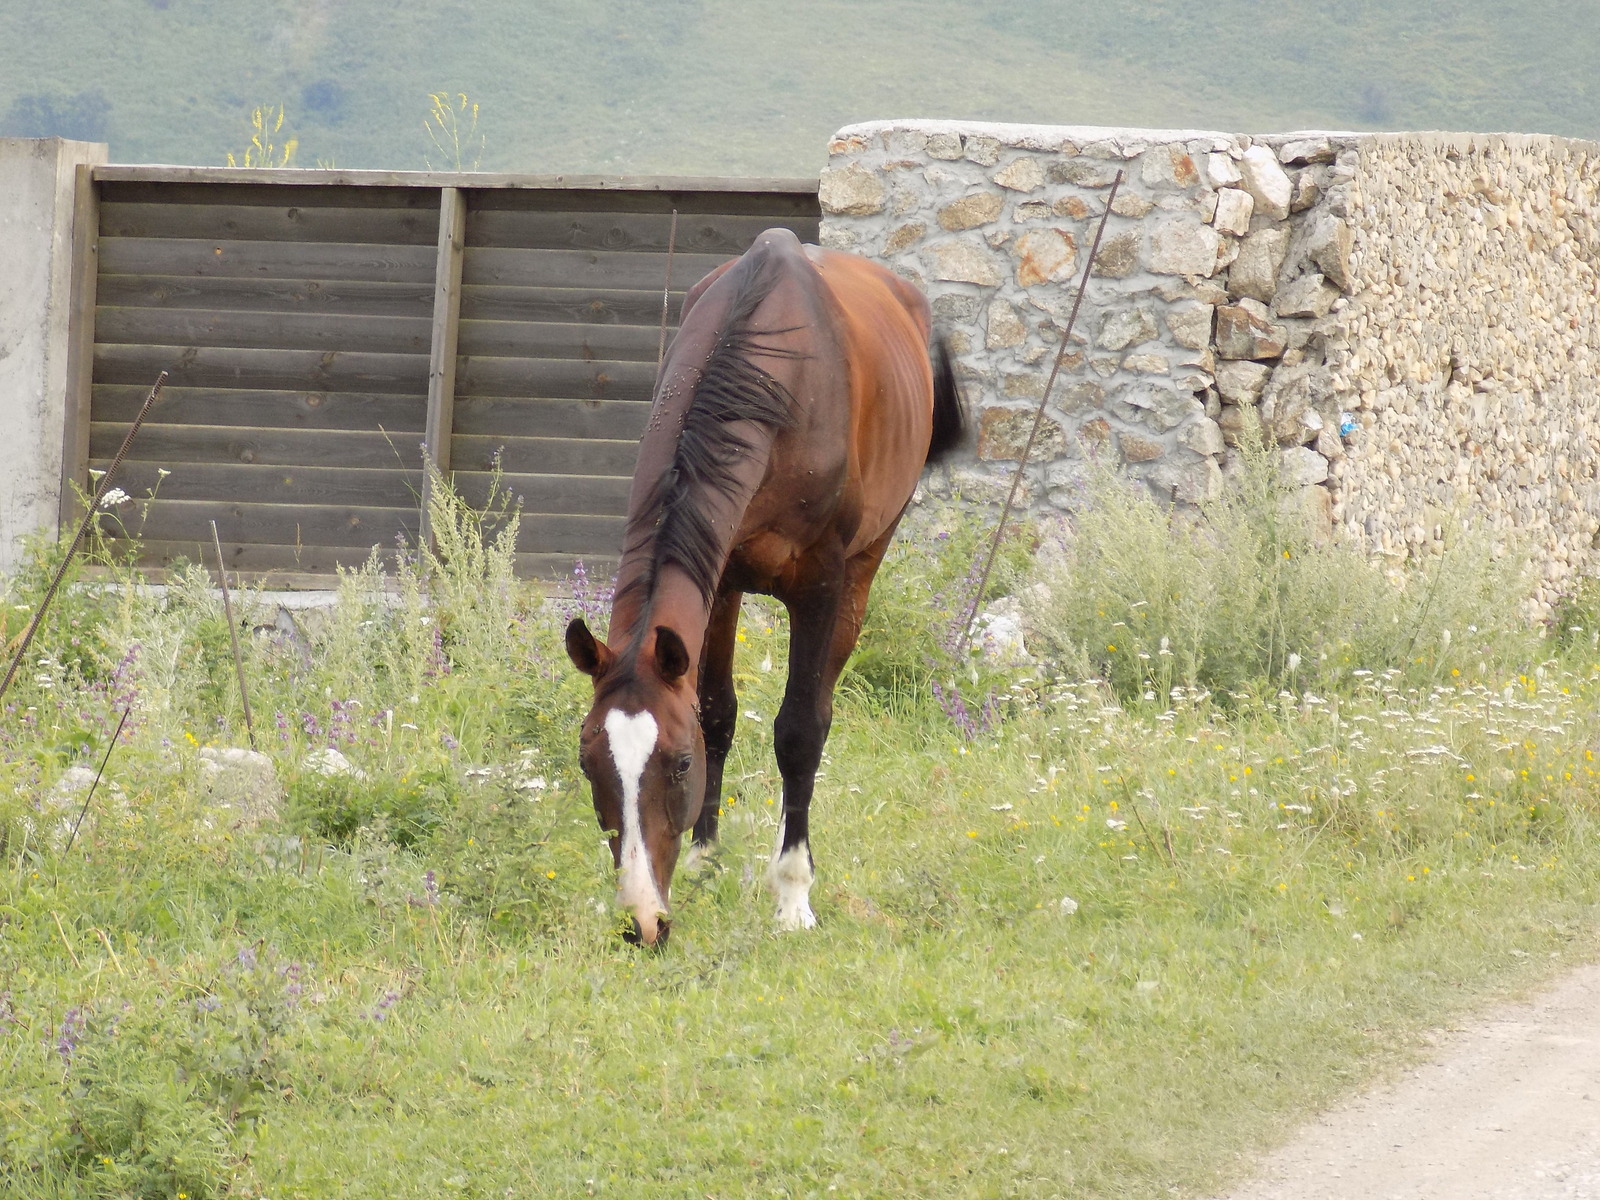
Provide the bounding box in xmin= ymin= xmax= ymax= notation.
xmin=613 ymin=250 xmax=801 ymax=634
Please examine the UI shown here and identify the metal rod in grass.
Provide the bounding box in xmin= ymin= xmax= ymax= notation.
xmin=64 ymin=704 xmax=131 ymax=854
xmin=210 ymin=520 xmax=257 ymax=750
xmin=0 ymin=370 xmax=168 ymax=708
xmin=657 ymin=208 xmax=680 ymax=367
xmin=952 ymin=172 xmax=1125 ymax=659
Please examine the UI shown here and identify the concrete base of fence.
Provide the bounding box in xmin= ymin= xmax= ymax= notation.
xmin=0 ymin=137 xmax=107 ymax=576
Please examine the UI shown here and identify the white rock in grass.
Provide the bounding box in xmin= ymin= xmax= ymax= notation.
xmin=304 ymin=746 xmax=364 ymax=779
xmin=975 ymin=608 xmax=1029 ymax=664
xmin=200 ymin=746 xmax=284 ymax=828
xmin=1059 ymin=896 xmax=1079 ymax=915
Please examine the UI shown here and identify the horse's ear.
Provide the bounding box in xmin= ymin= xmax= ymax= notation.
xmin=654 ymin=626 xmax=691 ymax=684
xmin=565 ymin=618 xmax=612 ymax=678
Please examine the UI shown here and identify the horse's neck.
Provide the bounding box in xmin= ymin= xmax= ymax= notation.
xmin=607 ymin=564 xmax=711 ymax=679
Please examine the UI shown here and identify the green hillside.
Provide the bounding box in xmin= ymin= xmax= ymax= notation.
xmin=3 ymin=0 xmax=1596 ymax=177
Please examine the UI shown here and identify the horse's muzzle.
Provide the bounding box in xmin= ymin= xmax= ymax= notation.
xmin=622 ymin=911 xmax=671 ymax=949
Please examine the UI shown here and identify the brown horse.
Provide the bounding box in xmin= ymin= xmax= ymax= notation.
xmin=564 ymin=228 xmax=964 ymax=945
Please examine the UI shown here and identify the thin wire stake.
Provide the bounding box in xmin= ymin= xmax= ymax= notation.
xmin=953 ymin=172 xmax=1124 ymax=658
xmin=657 ymin=208 xmax=679 ymax=367
xmin=1 ymin=370 xmax=168 ymax=708
xmin=64 ymin=704 xmax=130 ymax=854
xmin=211 ymin=520 xmax=256 ymax=750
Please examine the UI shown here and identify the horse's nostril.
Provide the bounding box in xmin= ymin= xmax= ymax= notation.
xmin=619 ymin=913 xmax=671 ymax=949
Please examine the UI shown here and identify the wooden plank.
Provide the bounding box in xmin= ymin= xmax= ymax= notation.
xmin=467 ymin=186 xmax=822 ymax=218
xmin=92 ymin=464 xmax=630 ymax=517
xmin=59 ymin=163 xmax=100 ymax=529
xmin=455 ymin=318 xmax=664 ymax=362
xmin=99 ymin=200 xmax=440 ymax=245
xmin=99 ymin=237 xmax=437 ymax=283
xmin=453 ymin=354 xmax=655 ymax=401
xmin=452 ymin=396 xmax=649 ymax=441
xmin=100 ymin=540 xmax=618 ymax=583
xmin=91 ymin=422 xmax=635 ymax=477
xmin=460 ymin=284 xmax=688 ymax=326
xmin=93 ymin=344 xmax=430 ymax=394
xmin=114 ymin=497 xmax=619 ymax=555
xmin=450 ymin=434 xmax=640 ymax=477
xmin=98 ymin=180 xmax=443 ymax=212
xmin=425 ymin=186 xmax=466 ymax=480
xmin=108 ymin=497 xmax=416 ymax=548
xmin=467 ymin=209 xmax=815 ymax=253
xmin=98 ymin=462 xmax=424 ymax=508
xmin=96 ymin=275 xmax=435 ymax=317
xmin=89 ymin=423 xmax=429 ymax=470
xmin=93 ymin=385 xmax=425 ymax=432
xmin=104 ymin=538 xmax=406 ymax=577
xmin=463 ymin=246 xmax=729 ymax=291
xmin=95 ymin=306 xmax=434 ymax=354
xmin=450 ymin=470 xmax=631 ymax=515
xmin=92 ymin=164 xmax=821 ymax=196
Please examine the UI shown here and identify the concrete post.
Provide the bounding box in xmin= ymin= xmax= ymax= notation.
xmin=0 ymin=137 xmax=107 ymax=575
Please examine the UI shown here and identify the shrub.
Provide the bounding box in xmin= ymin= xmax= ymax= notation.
xmin=1029 ymin=425 xmax=1543 ymax=705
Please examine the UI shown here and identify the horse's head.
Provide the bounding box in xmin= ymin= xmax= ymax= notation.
xmin=564 ymin=617 xmax=705 ymax=946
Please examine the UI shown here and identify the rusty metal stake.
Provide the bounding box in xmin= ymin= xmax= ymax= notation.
xmin=64 ymin=704 xmax=131 ymax=854
xmin=211 ymin=520 xmax=256 ymax=750
xmin=953 ymin=173 xmax=1124 ymax=658
xmin=1 ymin=371 xmax=167 ymax=708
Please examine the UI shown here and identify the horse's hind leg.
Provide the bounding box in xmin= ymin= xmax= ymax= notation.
xmin=687 ymin=589 xmax=742 ymax=872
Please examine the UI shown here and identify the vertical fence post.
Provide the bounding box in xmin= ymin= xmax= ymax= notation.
xmin=59 ymin=162 xmax=101 ymax=532
xmin=421 ymin=185 xmax=467 ymax=549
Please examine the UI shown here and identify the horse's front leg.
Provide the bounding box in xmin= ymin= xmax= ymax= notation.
xmin=686 ymin=588 xmax=742 ymax=873
xmin=769 ymin=535 xmax=897 ymax=930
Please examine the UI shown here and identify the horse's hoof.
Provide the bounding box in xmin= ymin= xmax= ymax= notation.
xmin=774 ymin=902 xmax=817 ymax=932
xmin=682 ymin=840 xmax=716 ymax=874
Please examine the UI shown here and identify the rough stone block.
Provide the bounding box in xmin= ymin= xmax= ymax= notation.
xmin=1098 ymin=306 xmax=1158 ymax=351
xmin=1240 ymin=145 xmax=1293 ymax=220
xmin=1093 ymin=230 xmax=1141 ymax=278
xmin=1214 ymin=359 xmax=1271 ymax=404
xmin=1274 ymin=272 xmax=1340 ymax=318
xmin=1148 ymin=219 xmax=1221 ymax=277
xmin=1228 ymin=226 xmax=1292 ymax=303
xmin=938 ymin=191 xmax=1005 ymax=231
xmin=1215 ymin=304 xmax=1287 ymax=359
xmin=1014 ymin=228 xmax=1077 ymax=286
xmin=1118 ymin=431 xmax=1168 ymax=462
xmin=986 ymin=298 xmax=1027 ymax=349
xmin=1212 ymin=186 xmax=1254 ymax=235
xmin=993 ymin=156 xmax=1045 ymax=192
xmin=927 ymin=238 xmax=1002 ymax=286
xmin=819 ymin=163 xmax=886 ymax=215
xmin=1281 ymin=446 xmax=1330 ymax=485
xmin=1165 ymin=300 xmax=1214 ymax=350
xmin=977 ymin=407 xmax=1064 ymax=461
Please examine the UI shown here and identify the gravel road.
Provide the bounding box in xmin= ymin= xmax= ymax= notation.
xmin=1215 ymin=962 xmax=1600 ymax=1200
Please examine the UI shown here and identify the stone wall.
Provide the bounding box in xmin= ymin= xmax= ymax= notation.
xmin=819 ymin=120 xmax=1600 ymax=611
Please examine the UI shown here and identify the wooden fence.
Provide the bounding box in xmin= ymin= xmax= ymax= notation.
xmin=63 ymin=166 xmax=819 ymax=584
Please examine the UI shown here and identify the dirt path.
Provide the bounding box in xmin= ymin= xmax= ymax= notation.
xmin=1215 ymin=962 xmax=1600 ymax=1200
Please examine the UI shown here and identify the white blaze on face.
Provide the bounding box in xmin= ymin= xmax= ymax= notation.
xmin=604 ymin=708 xmax=665 ymax=929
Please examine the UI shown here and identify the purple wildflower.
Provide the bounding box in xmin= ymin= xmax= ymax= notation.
xmin=54 ymin=1006 xmax=87 ymax=1061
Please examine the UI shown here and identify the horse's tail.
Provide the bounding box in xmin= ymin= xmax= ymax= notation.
xmin=925 ymin=335 xmax=966 ymax=465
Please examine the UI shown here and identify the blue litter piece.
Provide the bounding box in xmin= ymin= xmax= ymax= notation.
xmin=1339 ymin=413 xmax=1358 ymax=437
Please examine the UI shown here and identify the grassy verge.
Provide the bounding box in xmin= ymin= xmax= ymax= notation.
xmin=2 ymin=470 xmax=1597 ymax=1199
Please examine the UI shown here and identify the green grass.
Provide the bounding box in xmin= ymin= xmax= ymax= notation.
xmin=2 ymin=477 xmax=1599 ymax=1198
xmin=2 ymin=1 xmax=1598 ymax=177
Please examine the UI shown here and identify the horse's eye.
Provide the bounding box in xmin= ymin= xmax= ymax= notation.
xmin=673 ymin=754 xmax=693 ymax=779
